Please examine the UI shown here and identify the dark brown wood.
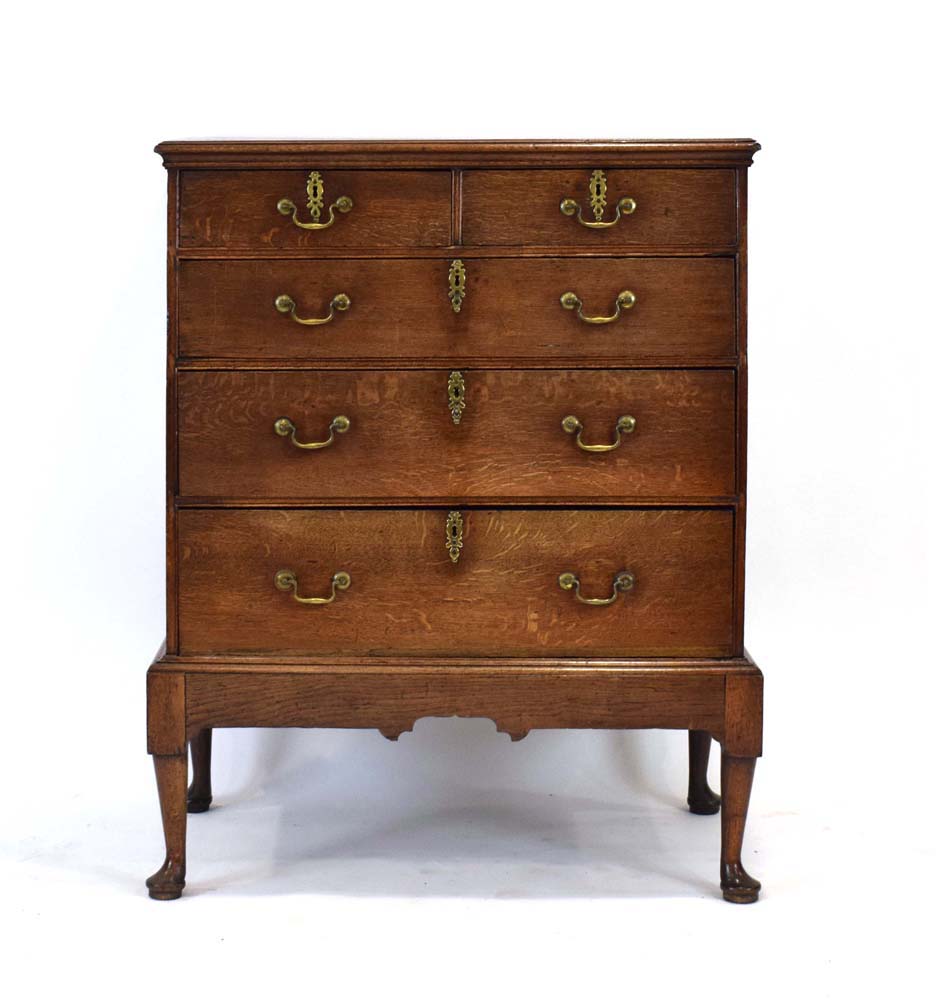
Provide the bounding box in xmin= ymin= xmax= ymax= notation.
xmin=179 ymin=171 xmax=452 ymax=249
xmin=156 ymin=139 xmax=761 ymax=170
xmin=177 ymin=257 xmax=736 ymax=361
xmin=187 ymin=728 xmax=212 ymax=813
xmin=724 ymin=671 xmax=763 ymax=757
xmin=688 ymin=729 xmax=720 ymax=814
xmin=733 ymin=166 xmax=749 ymax=648
xmin=176 ymin=508 xmax=735 ymax=657
xmin=462 ymin=170 xmax=737 ymax=247
xmin=146 ymin=670 xmax=185 ymax=756
xmin=183 ymin=666 xmax=728 ymax=742
xmin=156 ymin=653 xmax=759 ymax=673
xmin=720 ymin=752 xmax=761 ymax=903
xmin=166 ymin=169 xmax=180 ymax=654
xmin=146 ymin=753 xmax=187 ymax=900
xmin=149 ymin=138 xmax=763 ymax=902
xmin=177 ymin=369 xmax=736 ymax=500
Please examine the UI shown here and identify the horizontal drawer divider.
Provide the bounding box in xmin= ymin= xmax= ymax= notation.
xmin=176 ymin=358 xmax=743 ymax=371
xmin=155 ymin=655 xmax=759 ymax=674
xmin=175 ymin=245 xmax=740 ymax=260
xmin=174 ymin=497 xmax=741 ymax=510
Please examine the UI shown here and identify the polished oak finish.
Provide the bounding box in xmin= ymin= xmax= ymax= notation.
xmin=148 ymin=138 xmax=763 ymax=902
xmin=178 ymin=257 xmax=736 ymax=361
xmin=462 ymin=169 xmax=737 ymax=246
xmin=177 ymin=508 xmax=735 ymax=657
xmin=177 ymin=369 xmax=736 ymax=500
xmin=179 ymin=170 xmax=452 ymax=248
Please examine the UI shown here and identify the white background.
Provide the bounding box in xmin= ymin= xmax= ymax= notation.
xmin=2 ymin=1 xmax=937 ymax=996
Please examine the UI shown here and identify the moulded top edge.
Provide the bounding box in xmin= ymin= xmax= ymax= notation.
xmin=155 ymin=138 xmax=761 ymax=168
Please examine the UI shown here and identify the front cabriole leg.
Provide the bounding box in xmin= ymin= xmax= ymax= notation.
xmin=147 ymin=670 xmax=188 ymax=899
xmin=146 ymin=753 xmax=188 ymax=899
xmin=719 ymin=669 xmax=763 ymax=902
xmin=720 ymin=752 xmax=761 ymax=902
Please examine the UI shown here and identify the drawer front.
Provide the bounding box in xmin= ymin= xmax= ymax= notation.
xmin=177 ymin=369 xmax=735 ymax=499
xmin=177 ymin=508 xmax=734 ymax=656
xmin=178 ymin=257 xmax=735 ymax=361
xmin=179 ymin=170 xmax=452 ymax=248
xmin=462 ymin=170 xmax=736 ymax=246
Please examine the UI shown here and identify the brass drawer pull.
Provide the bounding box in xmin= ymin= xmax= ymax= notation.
xmin=275 ymin=292 xmax=351 ymax=326
xmin=277 ymin=170 xmax=353 ymax=231
xmin=560 ymin=289 xmax=636 ymax=324
xmin=558 ymin=570 xmax=635 ymax=606
xmin=275 ymin=569 xmax=351 ymax=605
xmin=562 ymin=414 xmax=636 ymax=452
xmin=274 ymin=415 xmax=350 ymax=450
xmin=560 ymin=169 xmax=636 ymax=229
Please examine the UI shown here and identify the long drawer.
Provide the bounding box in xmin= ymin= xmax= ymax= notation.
xmin=178 ymin=257 xmax=735 ymax=361
xmin=177 ymin=508 xmax=735 ymax=657
xmin=177 ymin=369 xmax=735 ymax=499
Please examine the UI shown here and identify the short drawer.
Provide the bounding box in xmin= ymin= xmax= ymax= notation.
xmin=178 ymin=170 xmax=452 ymax=248
xmin=178 ymin=257 xmax=735 ymax=361
xmin=462 ymin=169 xmax=736 ymax=246
xmin=177 ymin=369 xmax=735 ymax=500
xmin=177 ymin=508 xmax=735 ymax=656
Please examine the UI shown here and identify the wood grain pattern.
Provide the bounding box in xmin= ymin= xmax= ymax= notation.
xmin=178 ymin=257 xmax=736 ymax=361
xmin=179 ymin=170 xmax=452 ymax=249
xmin=156 ymin=139 xmax=761 ymax=169
xmin=184 ymin=667 xmax=728 ymax=742
xmin=151 ymin=138 xmax=764 ymax=902
xmin=146 ymin=671 xmax=185 ymax=755
xmin=720 ymin=752 xmax=761 ymax=902
xmin=146 ymin=754 xmax=187 ymax=900
xmin=177 ymin=369 xmax=736 ymax=499
xmin=176 ymin=508 xmax=735 ymax=657
xmin=724 ymin=671 xmax=763 ymax=757
xmin=462 ymin=170 xmax=737 ymax=247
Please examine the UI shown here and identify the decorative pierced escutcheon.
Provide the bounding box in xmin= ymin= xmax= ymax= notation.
xmin=562 ymin=413 xmax=636 ymax=453
xmin=275 ymin=569 xmax=351 ymax=605
xmin=448 ymin=259 xmax=467 ymax=313
xmin=274 ymin=292 xmax=351 ymax=326
xmin=560 ymin=289 xmax=636 ymax=324
xmin=277 ymin=170 xmax=354 ymax=230
xmin=274 ymin=415 xmax=350 ymax=450
xmin=558 ymin=570 xmax=635 ymax=606
xmin=560 ymin=169 xmax=636 ymax=229
xmin=445 ymin=510 xmax=464 ymax=563
xmin=448 ymin=371 xmax=466 ymax=424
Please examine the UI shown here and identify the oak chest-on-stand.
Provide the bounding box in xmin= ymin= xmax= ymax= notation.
xmin=147 ymin=139 xmax=763 ymax=902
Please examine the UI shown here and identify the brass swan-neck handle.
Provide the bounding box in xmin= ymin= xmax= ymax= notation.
xmin=275 ymin=569 xmax=351 ymax=605
xmin=276 ymin=170 xmax=353 ymax=231
xmin=274 ymin=415 xmax=350 ymax=450
xmin=558 ymin=570 xmax=635 ymax=606
xmin=275 ymin=293 xmax=351 ymax=326
xmin=560 ymin=169 xmax=636 ymax=229
xmin=560 ymin=289 xmax=636 ymax=324
xmin=562 ymin=414 xmax=636 ymax=453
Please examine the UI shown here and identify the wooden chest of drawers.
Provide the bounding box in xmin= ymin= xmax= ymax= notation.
xmin=147 ymin=139 xmax=763 ymax=903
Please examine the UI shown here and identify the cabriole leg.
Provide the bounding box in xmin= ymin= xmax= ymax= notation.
xmin=720 ymin=751 xmax=761 ymax=903
xmin=146 ymin=753 xmax=187 ymax=900
xmin=687 ymin=729 xmax=721 ymax=814
xmin=188 ymin=728 xmax=213 ymax=813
